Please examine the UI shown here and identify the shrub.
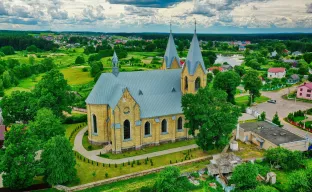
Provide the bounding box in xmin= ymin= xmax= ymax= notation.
xmin=82 ymin=67 xmax=88 ymax=72
xmin=230 ymin=162 xmax=259 ymax=190
xmin=190 ymin=172 xmax=200 ymax=178
xmin=105 ymin=173 xmax=108 ymax=178
xmin=240 ymin=104 xmax=246 ymax=113
xmin=87 ymin=145 xmax=92 ymax=150
xmin=63 ymin=114 xmax=87 ymax=124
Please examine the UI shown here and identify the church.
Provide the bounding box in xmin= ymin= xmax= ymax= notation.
xmin=86 ymin=27 xmax=207 ymax=153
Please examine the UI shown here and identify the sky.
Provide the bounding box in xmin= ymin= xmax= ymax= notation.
xmin=0 ymin=0 xmax=312 ymax=33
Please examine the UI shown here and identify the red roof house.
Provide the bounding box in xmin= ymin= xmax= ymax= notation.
xmin=208 ymin=66 xmax=224 ymax=73
xmin=268 ymin=68 xmax=286 ymax=73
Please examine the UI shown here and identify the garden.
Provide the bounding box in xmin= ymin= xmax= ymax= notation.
xmin=285 ymin=110 xmax=312 ymax=133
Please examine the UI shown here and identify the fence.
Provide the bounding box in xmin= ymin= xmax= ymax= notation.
xmin=72 ymin=107 xmax=87 ymax=113
xmin=246 ymin=107 xmax=260 ymax=118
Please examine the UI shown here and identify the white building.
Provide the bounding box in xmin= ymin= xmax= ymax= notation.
xmin=267 ymin=68 xmax=286 ymax=79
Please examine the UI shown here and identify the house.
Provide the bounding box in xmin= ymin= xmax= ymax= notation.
xmin=270 ymin=50 xmax=278 ymax=57
xmin=292 ymin=51 xmax=303 ymax=56
xmin=267 ymin=68 xmax=286 ymax=79
xmin=283 ymin=49 xmax=290 ymax=55
xmin=86 ymin=28 xmax=207 ymax=153
xmin=287 ymin=74 xmax=300 ymax=84
xmin=282 ymin=59 xmax=298 ymax=68
xmin=221 ymin=65 xmax=233 ymax=71
xmin=237 ymin=121 xmax=309 ymax=151
xmin=208 ymin=66 xmax=224 ymax=73
xmin=297 ymin=82 xmax=312 ymax=100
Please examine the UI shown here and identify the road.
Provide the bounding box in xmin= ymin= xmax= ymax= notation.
xmin=251 ymin=85 xmax=312 ymax=139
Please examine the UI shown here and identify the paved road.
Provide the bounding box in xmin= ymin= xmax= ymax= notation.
xmin=73 ymin=127 xmax=198 ymax=164
xmin=251 ymin=86 xmax=312 ymax=139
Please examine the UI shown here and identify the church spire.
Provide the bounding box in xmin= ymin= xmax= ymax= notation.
xmin=112 ymin=51 xmax=119 ymax=76
xmin=185 ymin=21 xmax=206 ymax=75
xmin=163 ymin=22 xmax=180 ymax=69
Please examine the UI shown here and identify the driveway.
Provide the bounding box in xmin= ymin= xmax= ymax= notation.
xmin=251 ymin=85 xmax=312 ymax=139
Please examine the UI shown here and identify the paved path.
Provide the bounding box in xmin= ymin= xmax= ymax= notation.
xmin=73 ymin=127 xmax=198 ymax=164
xmin=251 ymin=86 xmax=312 ymax=139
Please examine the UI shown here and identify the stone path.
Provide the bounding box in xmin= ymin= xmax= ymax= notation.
xmin=73 ymin=127 xmax=198 ymax=164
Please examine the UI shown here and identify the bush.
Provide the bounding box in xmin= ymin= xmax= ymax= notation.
xmin=230 ymin=162 xmax=259 ymax=190
xmin=190 ymin=172 xmax=200 ymax=178
xmin=254 ymin=163 xmax=270 ymax=176
xmin=82 ymin=67 xmax=88 ymax=72
xmin=75 ymin=56 xmax=85 ymax=64
xmin=240 ymin=104 xmax=246 ymax=113
xmin=87 ymin=145 xmax=92 ymax=150
xmin=63 ymin=114 xmax=87 ymax=124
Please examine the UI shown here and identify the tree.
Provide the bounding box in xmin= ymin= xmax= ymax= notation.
xmin=182 ymin=88 xmax=241 ymax=150
xmin=75 ymin=56 xmax=85 ymax=64
xmin=231 ymin=163 xmax=259 ymax=190
xmin=260 ymin=111 xmax=266 ymax=121
xmin=243 ymin=70 xmax=262 ymax=105
xmin=289 ymin=170 xmax=310 ymax=192
xmin=303 ymin=52 xmax=312 ymax=64
xmin=213 ymin=71 xmax=241 ymax=104
xmin=29 ymin=55 xmax=35 ymax=65
xmin=234 ymin=65 xmax=245 ymax=77
xmin=153 ymin=166 xmax=193 ymax=192
xmin=207 ymin=73 xmax=213 ymax=83
xmin=0 ymin=46 xmax=15 ymax=55
xmin=246 ymin=185 xmax=278 ymax=192
xmin=247 ymin=59 xmax=261 ymax=70
xmin=272 ymin=112 xmax=281 ymax=127
xmin=0 ymin=79 xmax=4 ymax=97
xmin=41 ymin=136 xmax=77 ymax=185
xmin=0 ymin=124 xmax=39 ymax=189
xmin=32 ymin=69 xmax=73 ymax=117
xmin=90 ymin=61 xmax=103 ymax=77
xmin=41 ymin=58 xmax=55 ymax=71
xmin=2 ymin=71 xmax=11 ymax=88
xmin=29 ymin=108 xmax=65 ymax=145
xmin=212 ymin=68 xmax=219 ymax=75
xmin=1 ymin=91 xmax=34 ymax=125
xmin=26 ymin=45 xmax=38 ymax=53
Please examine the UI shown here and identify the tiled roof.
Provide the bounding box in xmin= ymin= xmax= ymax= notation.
xmin=86 ymin=69 xmax=183 ymax=118
xmin=268 ymin=68 xmax=286 ymax=73
xmin=208 ymin=66 xmax=223 ymax=71
xmin=299 ymin=82 xmax=312 ymax=89
xmin=164 ymin=32 xmax=180 ymax=69
xmin=185 ymin=32 xmax=206 ymax=75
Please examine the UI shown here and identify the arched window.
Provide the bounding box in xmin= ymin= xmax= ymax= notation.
xmin=145 ymin=122 xmax=151 ymax=136
xmin=92 ymin=114 xmax=97 ymax=134
xmin=161 ymin=119 xmax=167 ymax=133
xmin=184 ymin=76 xmax=188 ymax=90
xmin=195 ymin=77 xmax=201 ymax=91
xmin=177 ymin=117 xmax=183 ymax=130
xmin=124 ymin=120 xmax=130 ymax=140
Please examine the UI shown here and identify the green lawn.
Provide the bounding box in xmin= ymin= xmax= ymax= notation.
xmin=64 ymin=122 xmax=87 ymax=145
xmin=235 ymin=95 xmax=270 ymax=106
xmin=82 ymin=130 xmax=103 ymax=151
xmin=73 ymin=148 xmax=218 ymax=185
xmin=60 ymin=67 xmax=93 ymax=85
xmin=100 ymin=139 xmax=196 ymax=159
xmin=4 ymin=74 xmax=43 ymax=95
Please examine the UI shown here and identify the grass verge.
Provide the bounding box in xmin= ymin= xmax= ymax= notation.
xmin=235 ymin=95 xmax=270 ymax=106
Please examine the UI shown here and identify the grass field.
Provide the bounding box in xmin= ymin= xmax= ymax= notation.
xmin=235 ymin=95 xmax=270 ymax=106
xmin=73 ymin=148 xmax=218 ymax=185
xmin=64 ymin=122 xmax=87 ymax=144
xmin=60 ymin=67 xmax=93 ymax=85
xmin=234 ymin=141 xmax=265 ymax=159
xmin=82 ymin=130 xmax=103 ymax=151
xmin=100 ymin=139 xmax=196 ymax=159
xmin=4 ymin=74 xmax=43 ymax=95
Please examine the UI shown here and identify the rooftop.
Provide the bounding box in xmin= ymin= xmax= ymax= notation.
xmin=240 ymin=121 xmax=305 ymax=145
xmin=299 ymin=82 xmax=312 ymax=89
xmin=268 ymin=67 xmax=286 ymax=73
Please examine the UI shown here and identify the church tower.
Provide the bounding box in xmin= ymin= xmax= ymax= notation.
xmin=181 ymin=21 xmax=207 ymax=94
xmin=161 ymin=23 xmax=181 ymax=70
xmin=112 ymin=51 xmax=119 ymax=76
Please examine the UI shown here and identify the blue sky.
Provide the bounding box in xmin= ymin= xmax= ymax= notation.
xmin=0 ymin=0 xmax=311 ymax=33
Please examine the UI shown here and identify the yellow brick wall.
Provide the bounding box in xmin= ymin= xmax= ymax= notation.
xmin=181 ymin=63 xmax=207 ymax=94
xmin=161 ymin=57 xmax=180 ymax=70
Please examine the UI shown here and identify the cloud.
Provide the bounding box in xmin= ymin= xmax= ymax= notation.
xmin=307 ymin=3 xmax=312 ymax=13
xmin=107 ymin=0 xmax=185 ymax=8
xmin=80 ymin=5 xmax=105 ymax=23
xmin=190 ymin=5 xmax=216 ymax=17
xmin=0 ymin=2 xmax=9 ymax=16
xmin=0 ymin=17 xmax=39 ymax=25
xmin=124 ymin=5 xmax=157 ymax=16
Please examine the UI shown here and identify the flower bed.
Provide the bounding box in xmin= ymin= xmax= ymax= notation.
xmin=284 ymin=118 xmax=312 ymax=133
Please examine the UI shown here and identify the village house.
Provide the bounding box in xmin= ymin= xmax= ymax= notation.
xmin=85 ymin=28 xmax=207 ymax=153
xmin=237 ymin=121 xmax=309 ymax=151
xmin=270 ymin=50 xmax=278 ymax=57
xmin=208 ymin=66 xmax=224 ymax=73
xmin=267 ymin=67 xmax=286 ymax=79
xmin=287 ymin=74 xmax=300 ymax=84
xmin=221 ymin=65 xmax=233 ymax=71
xmin=297 ymin=82 xmax=312 ymax=100
xmin=292 ymin=51 xmax=302 ymax=56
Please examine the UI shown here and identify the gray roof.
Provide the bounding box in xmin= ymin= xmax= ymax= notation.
xmin=290 ymin=74 xmax=300 ymax=80
xmin=185 ymin=32 xmax=206 ymax=75
xmin=112 ymin=51 xmax=118 ymax=66
xmin=164 ymin=32 xmax=180 ymax=69
xmin=240 ymin=121 xmax=305 ymax=145
xmin=86 ymin=69 xmax=183 ymax=118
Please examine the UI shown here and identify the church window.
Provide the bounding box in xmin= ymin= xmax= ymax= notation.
xmin=177 ymin=117 xmax=183 ymax=130
xmin=145 ymin=122 xmax=151 ymax=135
xmin=124 ymin=120 xmax=131 ymax=140
xmin=92 ymin=114 xmax=97 ymax=134
xmin=161 ymin=119 xmax=167 ymax=133
xmin=195 ymin=77 xmax=201 ymax=91
xmin=184 ymin=76 xmax=188 ymax=90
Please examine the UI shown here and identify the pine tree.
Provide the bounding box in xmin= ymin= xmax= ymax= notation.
xmin=272 ymin=112 xmax=282 ymax=127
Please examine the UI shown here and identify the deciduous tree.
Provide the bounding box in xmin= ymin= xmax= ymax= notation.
xmin=231 ymin=163 xmax=259 ymax=190
xmin=213 ymin=71 xmax=241 ymax=104
xmin=182 ymin=88 xmax=241 ymax=150
xmin=41 ymin=136 xmax=77 ymax=185
xmin=243 ymin=70 xmax=262 ymax=105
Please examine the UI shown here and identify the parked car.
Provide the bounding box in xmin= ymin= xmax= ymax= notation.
xmin=267 ymin=100 xmax=277 ymax=104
